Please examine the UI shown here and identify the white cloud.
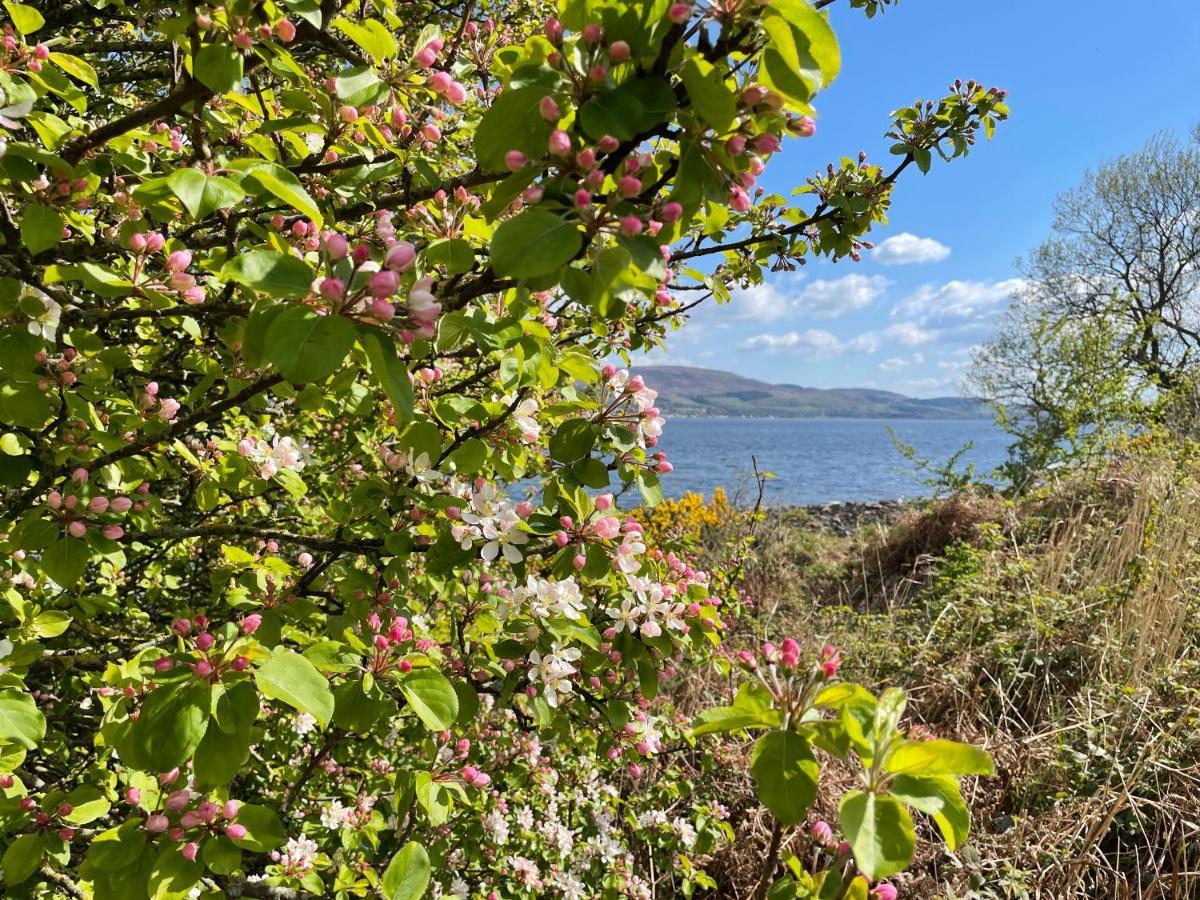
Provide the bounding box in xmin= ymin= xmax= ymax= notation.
xmin=878 ymin=353 xmax=925 ymax=372
xmin=873 ymin=233 xmax=951 ymax=266
xmin=739 ymin=329 xmax=841 ymax=353
xmin=885 ymin=322 xmax=936 ymax=346
xmin=729 ymin=275 xmax=801 ymax=322
xmin=894 ymin=278 xmax=1026 ymax=323
xmin=739 ymin=329 xmax=881 ymax=355
xmin=794 ymin=274 xmax=891 ymax=318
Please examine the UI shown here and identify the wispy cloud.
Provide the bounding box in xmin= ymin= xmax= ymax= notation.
xmin=894 ymin=278 xmax=1025 ymax=324
xmin=739 ymin=329 xmax=880 ymax=355
xmin=728 ymin=274 xmax=803 ymax=322
xmin=794 ymin=274 xmax=892 ymax=318
xmin=872 ymin=233 xmax=951 ymax=266
xmin=884 ymin=321 xmax=936 ymax=346
xmin=878 ymin=353 xmax=925 ymax=372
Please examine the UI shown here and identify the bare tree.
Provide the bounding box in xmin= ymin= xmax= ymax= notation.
xmin=1021 ymin=128 xmax=1200 ymax=387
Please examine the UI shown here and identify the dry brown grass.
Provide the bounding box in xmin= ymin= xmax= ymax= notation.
xmin=671 ymin=443 xmax=1200 ymax=898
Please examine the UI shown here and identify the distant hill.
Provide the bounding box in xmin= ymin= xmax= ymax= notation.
xmin=632 ymin=366 xmax=989 ymax=419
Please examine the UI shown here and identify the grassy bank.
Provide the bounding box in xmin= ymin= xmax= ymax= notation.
xmin=645 ymin=442 xmax=1200 ymax=898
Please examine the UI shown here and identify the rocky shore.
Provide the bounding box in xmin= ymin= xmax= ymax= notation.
xmin=792 ymin=499 xmax=910 ymax=535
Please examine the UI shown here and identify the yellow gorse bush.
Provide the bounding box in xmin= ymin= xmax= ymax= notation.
xmin=638 ymin=487 xmax=736 ymax=544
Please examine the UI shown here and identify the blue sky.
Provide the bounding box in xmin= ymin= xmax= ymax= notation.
xmin=643 ymin=1 xmax=1200 ymax=396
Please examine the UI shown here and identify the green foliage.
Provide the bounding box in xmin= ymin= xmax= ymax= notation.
xmin=0 ymin=0 xmax=1006 ymax=895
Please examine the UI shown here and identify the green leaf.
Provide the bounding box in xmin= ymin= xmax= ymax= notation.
xmin=263 ymin=304 xmax=355 ymax=383
xmin=245 ymin=162 xmax=323 ymax=227
xmin=361 ymin=329 xmax=415 ymax=423
xmin=334 ymin=16 xmax=398 ymax=61
xmin=884 ymin=739 xmax=994 ymax=777
xmin=580 ymin=89 xmax=643 ymax=142
xmin=473 ymin=85 xmax=554 ymax=172
xmin=228 ymin=804 xmax=286 ymax=853
xmin=41 ymin=536 xmax=90 ymax=586
xmin=2 ymin=832 xmax=42 ymax=885
xmin=398 ymin=668 xmax=459 ymax=731
xmin=194 ymin=42 xmax=244 ymax=93
xmin=838 ymin=791 xmax=916 ymax=881
xmin=425 ymin=238 xmax=475 ymax=275
xmin=20 ymin=203 xmax=63 ymax=255
xmin=63 ymin=784 xmax=111 ymax=824
xmin=167 ymin=168 xmax=245 ymax=219
xmin=691 ymin=683 xmax=781 ymax=736
xmin=148 ymin=841 xmax=203 ymax=900
xmin=4 ymin=1 xmax=43 ymax=35
xmin=123 ymin=682 xmax=212 ymax=772
xmin=382 ymin=841 xmax=431 ymax=900
xmin=334 ymin=65 xmax=389 ymax=108
xmin=492 ymin=209 xmax=582 ymax=280
xmin=201 ymin=836 xmax=242 ymax=876
xmin=750 ymin=730 xmax=819 ymax=826
xmin=254 ymin=648 xmax=334 ymax=727
xmin=222 ymin=250 xmax=314 ymax=297
xmin=888 ymin=774 xmax=970 ymax=851
xmin=49 ymin=52 xmax=98 ymax=88
xmin=0 ymin=688 xmax=46 ymax=749
xmin=548 ymin=419 xmax=595 ymax=463
xmin=679 ymin=56 xmax=737 ymax=132
xmin=759 ymin=0 xmax=840 ymax=109
xmin=193 ymin=721 xmax=253 ymax=787
xmin=44 ymin=262 xmax=132 ymax=298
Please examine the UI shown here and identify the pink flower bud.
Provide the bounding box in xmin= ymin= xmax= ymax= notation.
xmin=222 ymin=799 xmax=241 ymax=819
xmin=668 ymin=3 xmax=691 ymax=23
xmin=275 ymin=19 xmax=297 ymax=42
xmin=574 ymin=188 xmax=592 ymax=209
xmin=428 ymin=71 xmax=453 ymax=94
xmin=67 ymin=521 xmax=87 ymax=538
xmin=619 ymin=215 xmax=643 ymax=236
xmin=582 ymin=24 xmax=602 ymax=45
xmin=323 ymin=232 xmax=349 ymax=260
xmin=233 ymin=31 xmax=254 ymax=50
xmin=368 ymin=270 xmax=400 ymax=298
xmin=125 ymin=788 xmax=141 ymax=804
xmin=414 ymin=47 xmax=437 ymax=69
xmin=72 ymin=467 xmax=89 ymax=483
xmin=195 ymin=632 xmax=214 ymax=651
xmin=385 ymin=241 xmax=416 ymax=271
xmin=871 ymin=885 xmax=898 ymax=900
xmin=129 ymin=233 xmax=147 ymax=252
xmin=595 ymin=493 xmax=614 ymax=511
xmin=421 ymin=123 xmax=441 ymax=142
xmin=729 ymin=186 xmax=751 ymax=212
xmin=572 ymin=554 xmax=586 ymax=570
xmin=515 ymin=500 xmax=534 ymax=519
xmin=165 ymin=790 xmax=190 ymax=812
xmin=225 ymin=823 xmax=247 ymax=840
xmin=34 ymin=44 xmax=50 ymax=61
xmin=619 ymin=175 xmax=642 ymax=198
xmin=371 ymin=298 xmax=396 ymax=321
xmin=539 ymin=95 xmax=561 ymax=122
xmin=101 ymin=524 xmax=124 ymax=540
xmin=795 ymin=115 xmax=816 ymax=138
xmin=545 ymin=18 xmax=563 ymax=43
xmin=504 ymin=150 xmax=527 ymax=171
xmin=598 ymin=135 xmax=620 ymax=153
xmin=181 ymin=842 xmax=199 ymax=861
xmin=609 ymin=40 xmax=631 ymax=63
xmin=338 ymin=105 xmax=358 ymax=123
xmin=548 ymin=129 xmax=572 ymax=156
xmin=145 ymin=814 xmax=169 ymax=834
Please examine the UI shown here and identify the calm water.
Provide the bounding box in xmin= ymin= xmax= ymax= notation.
xmin=653 ymin=418 xmax=1010 ymax=506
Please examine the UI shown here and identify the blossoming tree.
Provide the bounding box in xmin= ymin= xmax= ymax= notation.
xmin=0 ymin=0 xmax=1007 ymax=896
